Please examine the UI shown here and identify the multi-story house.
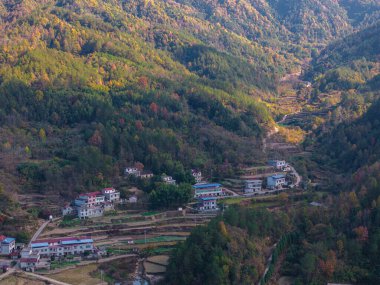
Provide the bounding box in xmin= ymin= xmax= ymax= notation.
xmin=102 ymin=188 xmax=120 ymax=202
xmin=198 ymin=197 xmax=218 ymax=211
xmin=191 ymin=169 xmax=203 ymax=183
xmin=162 ymin=175 xmax=176 ymax=185
xmin=31 ymin=237 xmax=94 ymax=257
xmin=244 ymin=180 xmax=263 ymax=193
xmin=125 ymin=167 xmax=140 ymax=176
xmin=267 ymin=174 xmax=286 ymax=190
xmin=268 ymin=160 xmax=287 ymax=170
xmin=139 ymin=171 xmax=154 ymax=179
xmin=193 ymin=183 xmax=224 ymax=198
xmin=0 ymin=235 xmax=15 ymax=255
xmin=77 ymin=205 xmax=104 ymax=219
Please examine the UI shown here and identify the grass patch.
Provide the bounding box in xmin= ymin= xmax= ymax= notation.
xmin=59 ymin=217 xmax=81 ymax=228
xmin=133 ymin=236 xmax=186 ymax=244
xmin=219 ymin=197 xmax=248 ymax=205
xmin=141 ymin=211 xmax=159 ymax=217
xmin=106 ymin=248 xmax=134 ymax=255
xmin=50 ymin=260 xmax=80 ymax=270
xmin=142 ymin=246 xmax=175 ymax=255
xmin=249 ymin=201 xmax=280 ymax=208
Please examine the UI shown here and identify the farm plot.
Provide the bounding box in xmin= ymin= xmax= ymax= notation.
xmin=49 ymin=264 xmax=102 ymax=285
xmin=40 ymin=210 xmax=213 ymax=261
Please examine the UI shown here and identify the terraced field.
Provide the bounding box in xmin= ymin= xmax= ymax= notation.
xmin=41 ymin=210 xmax=216 ymax=256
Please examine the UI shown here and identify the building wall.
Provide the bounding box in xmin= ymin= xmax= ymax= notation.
xmin=33 ymin=243 xmax=94 ymax=257
xmin=1 ymin=241 xmax=15 ymax=255
xmin=78 ymin=207 xmax=104 ymax=219
xmin=195 ymin=188 xmax=223 ymax=197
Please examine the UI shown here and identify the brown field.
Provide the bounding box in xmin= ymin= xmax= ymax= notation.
xmin=0 ymin=275 xmax=46 ymax=285
xmin=144 ymin=261 xmax=166 ymax=274
xmin=146 ymin=255 xmax=169 ymax=266
xmin=49 ymin=264 xmax=103 ymax=285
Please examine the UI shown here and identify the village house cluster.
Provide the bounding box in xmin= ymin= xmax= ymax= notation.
xmin=17 ymin=236 xmax=96 ymax=272
xmin=125 ymin=166 xmax=154 ymax=179
xmin=62 ymin=187 xmax=120 ymax=219
xmin=243 ymin=160 xmax=292 ymax=195
xmin=125 ymin=165 xmax=204 ymax=185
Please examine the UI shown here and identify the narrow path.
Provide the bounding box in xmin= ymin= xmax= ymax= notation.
xmin=1 ymin=269 xmax=73 ymax=285
xmin=289 ymin=165 xmax=301 ymax=187
xmin=29 ymin=220 xmax=50 ymax=246
xmin=222 ymin=187 xmax=241 ymax=197
xmin=0 ymin=268 xmax=16 ymax=281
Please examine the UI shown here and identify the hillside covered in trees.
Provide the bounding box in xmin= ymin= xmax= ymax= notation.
xmin=0 ymin=0 xmax=379 ymax=282
xmin=2 ymin=0 xmax=376 ymax=212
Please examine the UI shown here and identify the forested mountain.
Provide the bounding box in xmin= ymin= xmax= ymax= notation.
xmin=0 ymin=0 xmax=379 ymax=282
xmin=340 ymin=0 xmax=380 ymax=27
xmin=3 ymin=0 xmax=377 ymax=210
xmin=308 ymin=22 xmax=380 ymax=91
xmin=315 ymin=98 xmax=380 ymax=174
xmin=166 ymin=207 xmax=291 ymax=285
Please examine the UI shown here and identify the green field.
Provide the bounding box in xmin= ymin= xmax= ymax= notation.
xmin=133 ymin=236 xmax=187 ymax=244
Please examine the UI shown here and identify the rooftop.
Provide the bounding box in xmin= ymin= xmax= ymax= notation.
xmin=270 ymin=174 xmax=286 ymax=179
xmin=199 ymin=197 xmax=217 ymax=201
xmin=2 ymin=237 xmax=15 ymax=244
xmin=193 ymin=183 xmax=221 ymax=189
xmin=32 ymin=237 xmax=93 ymax=248
xmin=79 ymin=191 xmax=102 ymax=198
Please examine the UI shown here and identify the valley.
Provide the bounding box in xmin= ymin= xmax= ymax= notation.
xmin=0 ymin=0 xmax=379 ymax=284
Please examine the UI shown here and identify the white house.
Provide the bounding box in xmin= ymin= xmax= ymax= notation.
xmin=125 ymin=167 xmax=140 ymax=176
xmin=191 ymin=169 xmax=203 ymax=183
xmin=31 ymin=237 xmax=94 ymax=257
xmin=268 ymin=160 xmax=287 ymax=170
xmin=198 ymin=197 xmax=218 ymax=211
xmin=162 ymin=175 xmax=176 ymax=185
xmin=140 ymin=171 xmax=154 ymax=179
xmin=62 ymin=205 xmax=75 ymax=216
xmin=267 ymin=174 xmax=286 ymax=190
xmin=75 ymin=192 xmax=105 ymax=208
xmin=0 ymin=236 xmax=15 ymax=255
xmin=77 ymin=205 xmax=104 ymax=219
xmin=244 ymin=180 xmax=262 ymax=193
xmin=102 ymin=187 xmax=120 ymax=202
